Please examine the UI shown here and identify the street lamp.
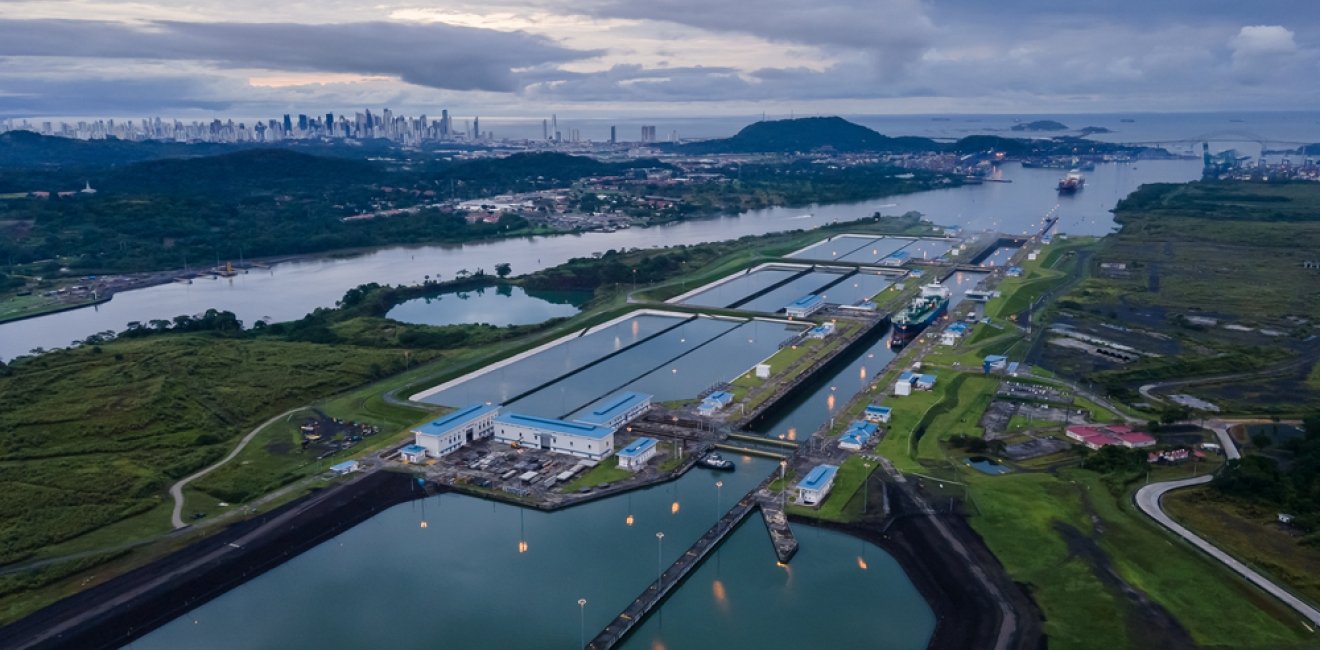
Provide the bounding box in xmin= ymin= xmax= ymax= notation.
xmin=780 ymin=460 xmax=788 ymax=508
xmin=655 ymin=532 xmax=665 ymax=589
xmin=715 ymin=480 xmax=724 ymax=520
xmin=578 ymin=598 xmax=588 ymax=649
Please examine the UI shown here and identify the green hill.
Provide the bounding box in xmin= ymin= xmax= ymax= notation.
xmin=674 ymin=116 xmax=940 ymax=154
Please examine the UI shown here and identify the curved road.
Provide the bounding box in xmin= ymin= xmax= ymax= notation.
xmin=1135 ymin=476 xmax=1320 ymax=627
xmin=170 ymin=408 xmax=306 ymax=529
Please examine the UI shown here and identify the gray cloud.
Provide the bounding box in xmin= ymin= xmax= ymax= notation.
xmin=0 ymin=19 xmax=597 ymax=92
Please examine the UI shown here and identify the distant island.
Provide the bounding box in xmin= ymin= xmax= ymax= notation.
xmin=1078 ymin=126 xmax=1114 ymax=136
xmin=1011 ymin=120 xmax=1069 ymax=132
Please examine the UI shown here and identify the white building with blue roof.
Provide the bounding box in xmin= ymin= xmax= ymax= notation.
xmin=493 ymin=413 xmax=615 ymax=460
xmin=616 ymin=437 xmax=658 ymax=471
xmin=796 ymin=464 xmax=839 ymax=506
xmin=412 ymin=403 xmax=500 ymax=459
xmin=575 ymin=391 xmax=652 ymax=430
xmin=864 ymin=404 xmax=892 ymax=423
xmin=399 ymin=444 xmax=429 ymax=464
xmin=785 ymin=294 xmax=825 ymax=318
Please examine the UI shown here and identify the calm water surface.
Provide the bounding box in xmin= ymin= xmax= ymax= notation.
xmin=130 ymin=458 xmax=934 ymax=650
xmin=385 ymin=284 xmax=588 ymax=327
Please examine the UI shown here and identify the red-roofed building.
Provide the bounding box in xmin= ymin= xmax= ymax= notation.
xmin=1066 ymin=424 xmax=1156 ymax=450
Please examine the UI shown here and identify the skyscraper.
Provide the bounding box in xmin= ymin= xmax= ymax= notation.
xmin=473 ymin=116 xmax=480 ymax=139
xmin=326 ymin=113 xmax=334 ymax=132
xmin=610 ymin=125 xmax=616 ymax=144
xmin=441 ymin=109 xmax=450 ymax=137
xmin=282 ymin=114 xmax=293 ymax=133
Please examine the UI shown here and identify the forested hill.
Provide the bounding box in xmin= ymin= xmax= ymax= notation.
xmin=0 ymin=130 xmax=234 ymax=168
xmin=673 ymin=117 xmax=939 ymax=154
xmin=670 ymin=116 xmax=1152 ymax=156
xmin=101 ymin=149 xmax=379 ymax=196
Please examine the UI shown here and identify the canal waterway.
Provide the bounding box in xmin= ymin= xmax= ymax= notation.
xmin=752 ymin=270 xmax=987 ymax=441
xmin=129 ymin=457 xmax=935 ymax=649
xmin=384 ymin=284 xmax=589 ymax=327
xmin=0 ymin=159 xmax=1202 ymax=360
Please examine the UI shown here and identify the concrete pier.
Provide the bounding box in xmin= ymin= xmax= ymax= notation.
xmin=587 ymin=469 xmax=800 ymax=649
xmin=586 ymin=489 xmax=761 ymax=649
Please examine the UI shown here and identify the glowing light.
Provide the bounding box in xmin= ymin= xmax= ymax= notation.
xmin=827 ymin=394 xmax=836 ymax=411
xmin=631 ymin=320 xmax=639 ymax=338
xmin=626 ymin=514 xmax=635 ymax=526
xmin=671 ymin=501 xmax=680 ymax=515
xmin=859 ymin=366 xmax=868 ymax=381
xmin=671 ymin=368 xmax=677 ymax=374
xmin=857 ymin=556 xmax=869 ymax=570
xmin=518 ymin=540 xmax=529 ymax=554
xmin=787 ymin=427 xmax=797 ymax=441
xmin=419 ymin=521 xmax=428 ymax=529
xmin=712 ymin=579 xmax=728 ymax=604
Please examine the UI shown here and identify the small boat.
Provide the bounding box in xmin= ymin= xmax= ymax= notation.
xmin=699 ymin=452 xmax=735 ymax=471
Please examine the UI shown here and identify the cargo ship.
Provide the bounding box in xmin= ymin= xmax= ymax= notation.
xmin=1056 ymin=169 xmax=1085 ymax=193
xmin=892 ymin=282 xmax=951 ymax=337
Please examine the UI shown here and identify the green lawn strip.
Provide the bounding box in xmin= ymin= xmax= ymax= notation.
xmin=788 ymin=455 xmax=876 ymax=523
xmin=1163 ymin=486 xmax=1320 ymax=609
xmin=1071 ymin=471 xmax=1308 ymax=647
xmin=916 ymin=373 xmax=999 ymax=464
xmin=560 ymin=462 xmax=633 ymax=492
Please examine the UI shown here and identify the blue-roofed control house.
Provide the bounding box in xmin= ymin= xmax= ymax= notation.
xmin=916 ymin=374 xmax=937 ymax=390
xmin=616 ymin=437 xmax=658 ymax=471
xmin=785 ymin=294 xmax=825 ymax=318
xmin=895 ymin=370 xmax=917 ymax=396
xmin=412 ymin=403 xmax=500 ymax=459
xmin=400 ymin=444 xmax=429 ymax=464
xmin=880 ymin=251 xmax=910 ymax=267
xmin=796 ymin=464 xmax=839 ymax=506
xmin=329 ymin=460 xmax=361 ymax=475
xmin=493 ymin=413 xmax=615 ymax=460
xmin=864 ymin=404 xmax=892 ymax=424
xmin=699 ymin=390 xmax=734 ymax=416
xmin=983 ymin=354 xmax=1008 ymax=374
xmin=576 ymin=391 xmax=652 ymax=431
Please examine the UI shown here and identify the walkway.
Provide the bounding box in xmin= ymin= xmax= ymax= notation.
xmin=1135 ymin=476 xmax=1320 ymax=627
xmin=170 ymin=407 xmax=306 ymax=529
xmin=587 ymin=487 xmax=762 ymax=649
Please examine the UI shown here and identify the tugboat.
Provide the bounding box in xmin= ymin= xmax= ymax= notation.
xmin=699 ymin=452 xmax=735 ymax=471
xmin=1056 ymin=169 xmax=1085 ymax=193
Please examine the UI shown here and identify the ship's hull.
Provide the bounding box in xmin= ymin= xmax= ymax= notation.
xmin=892 ymin=298 xmax=948 ymax=335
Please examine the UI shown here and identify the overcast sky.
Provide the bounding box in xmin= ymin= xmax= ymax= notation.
xmin=0 ymin=0 xmax=1315 ymax=119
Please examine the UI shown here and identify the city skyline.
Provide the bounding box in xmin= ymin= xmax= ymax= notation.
xmin=0 ymin=1 xmax=1315 ymax=118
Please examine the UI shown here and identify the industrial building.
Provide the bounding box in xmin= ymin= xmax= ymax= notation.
xmin=412 ymin=403 xmax=500 ymax=458
xmin=1066 ymin=424 xmax=1156 ymax=450
xmin=616 ymin=437 xmax=658 ymax=471
xmin=864 ymin=404 xmax=892 ymax=423
xmin=785 ymin=294 xmax=825 ymax=318
xmin=493 ymin=413 xmax=615 ymax=459
xmin=400 ymin=444 xmax=429 ymax=464
xmin=796 ymin=464 xmax=839 ymax=506
xmin=838 ymin=421 xmax=879 ymax=451
xmin=575 ymin=391 xmax=653 ymax=430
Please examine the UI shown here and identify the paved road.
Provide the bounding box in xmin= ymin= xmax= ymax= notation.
xmin=170 ymin=407 xmax=307 ymax=529
xmin=1135 ymin=476 xmax=1320 ymax=627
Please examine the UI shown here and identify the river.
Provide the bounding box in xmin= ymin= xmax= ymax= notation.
xmin=0 ymin=159 xmax=1201 ymax=360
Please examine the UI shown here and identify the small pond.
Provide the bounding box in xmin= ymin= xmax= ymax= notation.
xmin=386 ymin=284 xmax=590 ymax=327
xmin=965 ymin=456 xmax=1012 ymax=475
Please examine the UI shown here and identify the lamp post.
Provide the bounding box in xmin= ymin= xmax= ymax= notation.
xmin=578 ymin=598 xmax=587 ymax=649
xmin=780 ymin=460 xmax=788 ymax=508
xmin=715 ymin=480 xmax=724 ymax=520
xmin=655 ymin=532 xmax=665 ymax=590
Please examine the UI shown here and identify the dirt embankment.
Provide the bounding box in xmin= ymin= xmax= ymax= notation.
xmin=0 ymin=470 xmax=423 ymax=650
xmin=801 ymin=483 xmax=1044 ymax=650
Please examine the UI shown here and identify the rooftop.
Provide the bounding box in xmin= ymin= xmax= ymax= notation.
xmin=495 ymin=412 xmax=614 ymax=439
xmin=798 ymin=464 xmax=839 ymax=491
xmin=414 ymin=403 xmax=499 ymax=437
xmin=788 ymin=294 xmax=823 ymax=308
xmin=400 ymin=444 xmax=427 ymax=455
xmin=617 ymin=437 xmax=658 ymax=458
xmin=576 ymin=391 xmax=652 ymax=426
xmin=865 ymin=404 xmax=892 ymax=414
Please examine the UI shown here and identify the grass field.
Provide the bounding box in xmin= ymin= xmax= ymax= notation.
xmin=1164 ymin=486 xmax=1320 ymax=607
xmin=0 ymin=335 xmax=437 ymax=565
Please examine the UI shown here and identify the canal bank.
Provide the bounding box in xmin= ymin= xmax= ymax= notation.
xmin=0 ymin=470 xmax=423 ymax=650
